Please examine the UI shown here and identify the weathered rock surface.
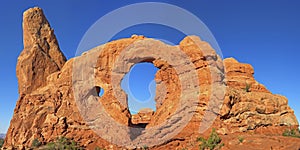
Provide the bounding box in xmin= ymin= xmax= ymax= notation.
xmin=131 ymin=108 xmax=154 ymax=125
xmin=224 ymin=58 xmax=269 ymax=93
xmin=218 ymin=58 xmax=299 ymax=134
xmin=17 ymin=7 xmax=66 ymax=95
xmin=3 ymin=7 xmax=299 ymax=150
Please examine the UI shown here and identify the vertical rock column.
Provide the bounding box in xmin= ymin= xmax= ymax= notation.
xmin=4 ymin=7 xmax=67 ymax=149
xmin=17 ymin=7 xmax=66 ymax=94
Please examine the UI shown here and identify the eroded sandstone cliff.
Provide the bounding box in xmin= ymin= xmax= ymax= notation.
xmin=3 ymin=7 xmax=299 ymax=150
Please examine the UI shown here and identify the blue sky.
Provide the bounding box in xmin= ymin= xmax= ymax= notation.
xmin=121 ymin=63 xmax=159 ymax=114
xmin=0 ymin=0 xmax=300 ymax=133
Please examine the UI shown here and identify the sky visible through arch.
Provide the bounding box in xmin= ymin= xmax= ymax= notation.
xmin=0 ymin=0 xmax=300 ymax=133
xmin=121 ymin=63 xmax=159 ymax=114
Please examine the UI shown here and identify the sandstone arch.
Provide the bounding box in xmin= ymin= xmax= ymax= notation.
xmin=4 ymin=7 xmax=299 ymax=150
xmin=71 ymin=35 xmax=227 ymax=147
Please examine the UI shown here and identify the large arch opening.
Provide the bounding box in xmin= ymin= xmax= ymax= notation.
xmin=121 ymin=62 xmax=159 ymax=115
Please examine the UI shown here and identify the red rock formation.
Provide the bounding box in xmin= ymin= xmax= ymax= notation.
xmin=224 ymin=58 xmax=269 ymax=93
xmin=17 ymin=7 xmax=66 ymax=94
xmin=218 ymin=58 xmax=299 ymax=134
xmin=131 ymin=108 xmax=154 ymax=124
xmin=3 ymin=7 xmax=299 ymax=150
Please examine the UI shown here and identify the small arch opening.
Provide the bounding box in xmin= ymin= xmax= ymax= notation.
xmin=95 ymin=86 xmax=104 ymax=97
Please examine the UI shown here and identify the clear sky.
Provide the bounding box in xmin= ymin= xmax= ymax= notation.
xmin=121 ymin=63 xmax=159 ymax=114
xmin=0 ymin=0 xmax=299 ymax=133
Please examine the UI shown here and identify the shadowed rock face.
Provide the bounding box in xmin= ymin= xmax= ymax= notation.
xmin=4 ymin=7 xmax=299 ymax=149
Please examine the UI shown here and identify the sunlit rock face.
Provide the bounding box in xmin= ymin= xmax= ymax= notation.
xmin=17 ymin=7 xmax=66 ymax=95
xmin=4 ymin=7 xmax=299 ymax=150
